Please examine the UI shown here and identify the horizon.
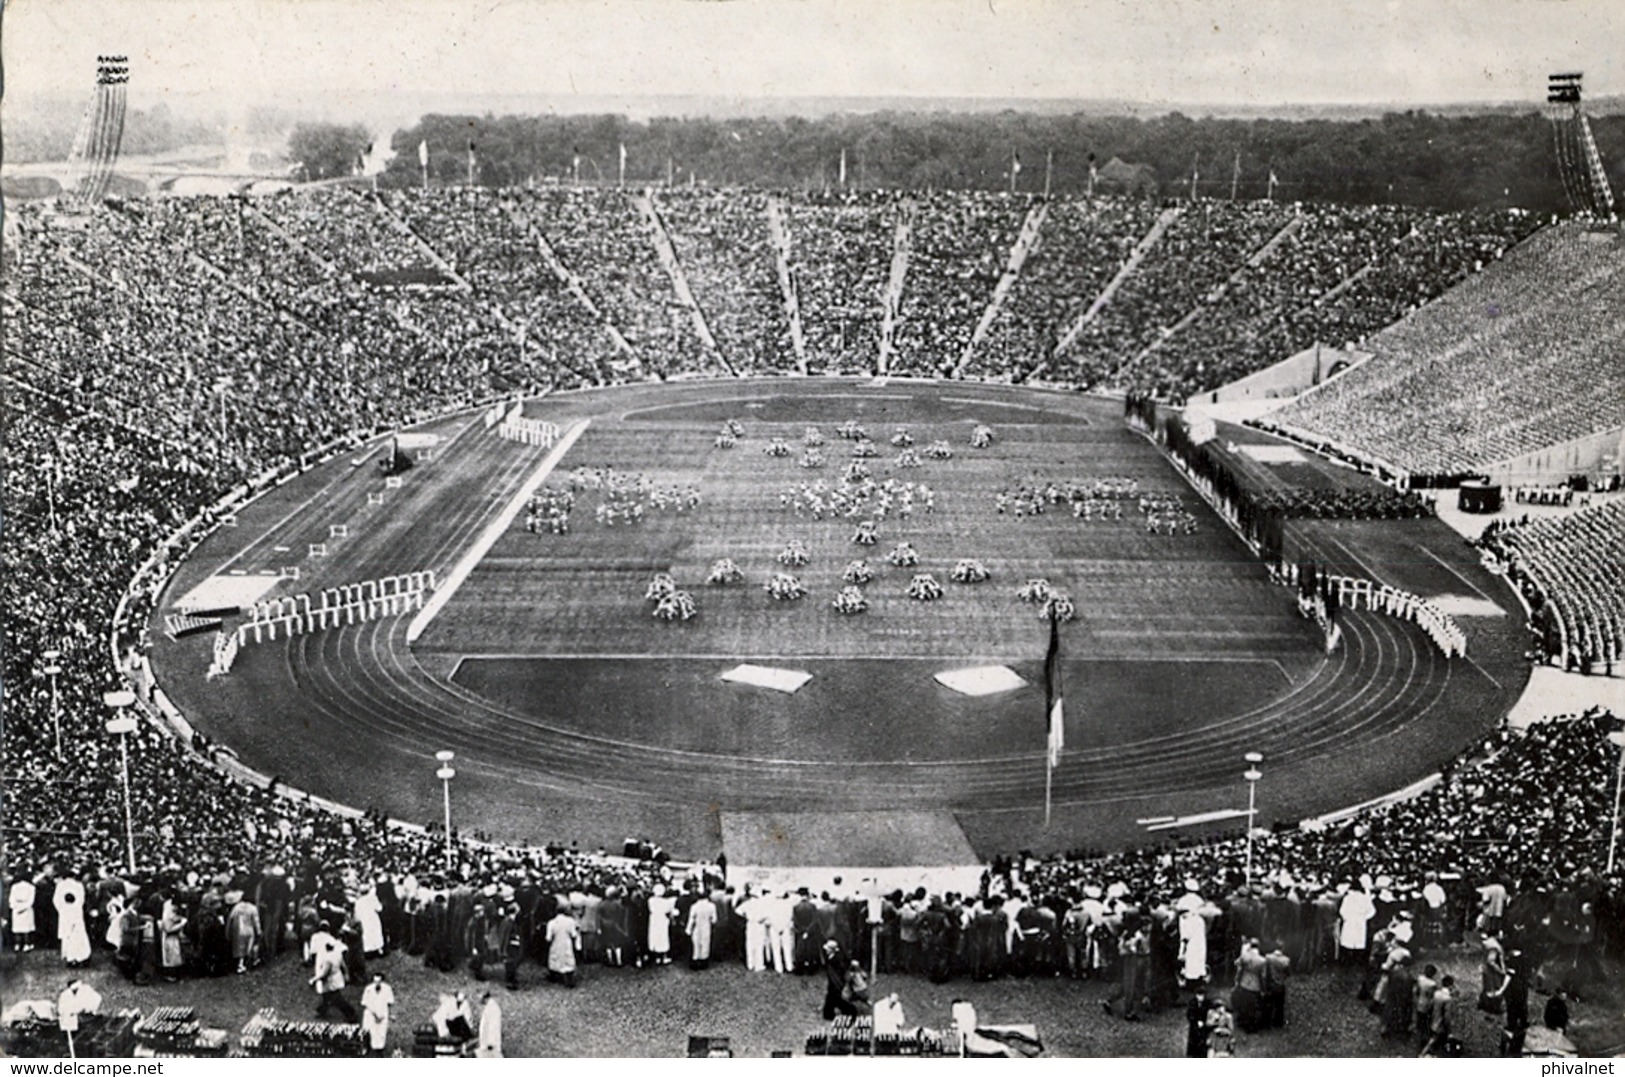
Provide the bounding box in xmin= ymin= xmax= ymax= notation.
xmin=4 ymin=0 xmax=1622 ymax=130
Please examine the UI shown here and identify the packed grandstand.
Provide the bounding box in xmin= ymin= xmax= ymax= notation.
xmin=3 ymin=182 xmax=1623 ymax=1057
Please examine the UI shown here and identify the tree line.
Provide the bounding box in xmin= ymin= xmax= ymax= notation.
xmin=293 ymin=109 xmax=1623 ymax=214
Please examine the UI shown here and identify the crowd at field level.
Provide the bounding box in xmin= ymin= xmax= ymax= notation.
xmin=5 ymin=707 xmax=1621 ymax=1057
xmin=3 ymin=188 xmax=1620 ymax=1055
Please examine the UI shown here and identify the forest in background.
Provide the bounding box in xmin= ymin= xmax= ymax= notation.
xmin=363 ymin=109 xmax=1625 ymax=214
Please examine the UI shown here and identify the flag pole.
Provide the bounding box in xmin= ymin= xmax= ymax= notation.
xmin=1044 ymin=148 xmax=1053 ymax=200
xmin=1043 ymin=611 xmax=1063 ymax=830
xmin=1044 ymin=739 xmax=1053 ymax=829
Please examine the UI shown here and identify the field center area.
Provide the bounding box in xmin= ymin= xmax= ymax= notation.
xmin=148 ymin=379 xmax=1527 ymax=864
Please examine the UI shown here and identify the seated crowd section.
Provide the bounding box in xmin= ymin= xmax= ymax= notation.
xmin=1476 ymin=499 xmax=1625 ymax=674
xmin=2 ymin=187 xmax=1619 ymax=1046
xmin=1269 ymin=221 xmax=1625 ymax=484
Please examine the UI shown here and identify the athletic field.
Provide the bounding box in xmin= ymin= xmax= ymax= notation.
xmin=148 ymin=379 xmax=1529 ymax=864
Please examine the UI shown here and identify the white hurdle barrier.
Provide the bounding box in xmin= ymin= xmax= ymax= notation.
xmin=330 ymin=524 xmax=349 ymax=538
xmin=235 ymin=570 xmax=440 ymax=648
xmin=497 ymin=417 xmax=560 ymax=448
xmin=367 ymin=492 xmax=386 ymax=505
xmin=385 ymin=476 xmax=403 ymax=489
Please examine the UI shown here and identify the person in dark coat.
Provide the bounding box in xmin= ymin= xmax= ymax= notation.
xmin=821 ymin=941 xmax=856 ymax=1019
xmin=424 ymin=894 xmax=456 ymax=973
xmin=256 ymin=868 xmax=292 ymax=958
xmin=969 ymin=899 xmax=1005 ymax=982
xmin=1262 ymin=940 xmax=1292 ymax=1029
xmin=598 ymin=888 xmax=631 ymax=968
xmin=1380 ymin=953 xmax=1415 ymax=1037
xmin=1499 ymin=953 xmax=1531 ymax=1057
xmin=1185 ymin=992 xmax=1210 ymax=1058
xmin=919 ymin=898 xmax=954 ymax=984
xmin=792 ymin=890 xmax=820 ymax=974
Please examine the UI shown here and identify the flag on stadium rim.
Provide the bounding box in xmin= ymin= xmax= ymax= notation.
xmin=418 ymin=140 xmax=428 ymax=166
xmin=1044 ymin=615 xmax=1064 ymax=769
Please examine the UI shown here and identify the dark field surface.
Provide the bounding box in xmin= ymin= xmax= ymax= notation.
xmin=150 ymin=380 xmax=1528 ymax=863
xmin=449 ymin=656 xmax=1290 ymax=762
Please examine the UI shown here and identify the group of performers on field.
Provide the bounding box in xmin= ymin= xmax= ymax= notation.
xmin=780 ymin=478 xmax=936 ymax=521
xmin=525 ymin=469 xmax=701 ymax=535
xmin=994 ymin=478 xmax=1198 ymax=536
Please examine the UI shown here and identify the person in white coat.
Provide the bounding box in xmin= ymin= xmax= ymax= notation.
xmin=1177 ymin=908 xmax=1208 ymax=986
xmin=738 ymin=889 xmax=768 ymax=972
xmin=1338 ymin=882 xmax=1376 ymax=964
xmin=686 ymin=892 xmax=717 ymax=970
xmin=9 ymin=874 xmax=38 ymax=952
xmin=646 ymin=885 xmax=676 ymax=966
xmin=767 ymin=891 xmax=794 ymax=974
xmin=360 ymin=972 xmax=394 ymax=1055
xmin=54 ymin=876 xmax=92 ymax=967
xmin=353 ymin=884 xmax=385 ymax=958
xmin=476 ymin=992 xmax=503 ymax=1058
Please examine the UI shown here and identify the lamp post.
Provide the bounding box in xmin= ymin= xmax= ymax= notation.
xmin=1607 ymin=731 xmax=1625 ymax=876
xmin=103 ymin=689 xmax=138 ymax=873
xmin=41 ymin=650 xmax=63 ymax=760
xmin=1243 ymin=752 xmax=1265 ymax=886
xmin=435 ymin=750 xmax=456 ymax=870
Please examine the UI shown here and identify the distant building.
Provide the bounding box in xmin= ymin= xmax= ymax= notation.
xmin=1095 ymin=157 xmax=1158 ymax=198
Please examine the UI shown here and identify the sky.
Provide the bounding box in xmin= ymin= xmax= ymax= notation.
xmin=4 ymin=0 xmax=1623 ymax=114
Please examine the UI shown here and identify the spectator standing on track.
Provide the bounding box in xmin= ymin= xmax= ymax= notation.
xmin=686 ymin=888 xmax=717 ymax=970
xmin=1262 ymin=940 xmax=1291 ymax=1029
xmin=360 ymin=972 xmax=393 ymax=1055
xmin=1420 ymin=975 xmax=1455 ymax=1057
xmin=545 ymin=902 xmax=580 ymax=988
xmin=312 ymin=935 xmax=358 ymax=1022
xmin=477 ymin=990 xmax=503 ymax=1058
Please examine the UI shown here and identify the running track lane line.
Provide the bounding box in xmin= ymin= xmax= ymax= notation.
xmin=406 ymin=419 xmax=590 ymax=643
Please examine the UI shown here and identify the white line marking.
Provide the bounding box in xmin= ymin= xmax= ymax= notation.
xmin=407 ymin=420 xmax=590 ymax=643
xmin=445 ymin=651 xmax=1295 ymax=664
xmin=1144 ymin=807 xmax=1249 ymax=831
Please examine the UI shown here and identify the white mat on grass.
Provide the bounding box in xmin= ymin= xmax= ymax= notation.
xmin=175 ymin=574 xmax=282 ymax=612
xmin=934 ymin=665 xmax=1027 ymax=696
xmin=720 ymin=664 xmax=813 ymax=693
xmin=1427 ymin=594 xmax=1505 ymax=617
xmin=1238 ymin=444 xmax=1309 ymax=464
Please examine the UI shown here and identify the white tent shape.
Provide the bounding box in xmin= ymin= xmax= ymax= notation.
xmin=720 ymin=664 xmax=813 ymax=693
xmin=934 ymin=665 xmax=1027 ymax=697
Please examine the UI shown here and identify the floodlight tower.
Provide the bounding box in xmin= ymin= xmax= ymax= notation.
xmin=65 ymin=56 xmax=130 ymax=206
xmin=1547 ymin=73 xmax=1618 ymax=220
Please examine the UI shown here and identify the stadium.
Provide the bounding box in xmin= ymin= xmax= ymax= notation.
xmin=4 ymin=4 xmax=1625 ymax=1062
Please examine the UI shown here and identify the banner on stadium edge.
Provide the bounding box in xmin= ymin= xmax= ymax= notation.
xmin=394 ymin=432 xmax=442 ymax=450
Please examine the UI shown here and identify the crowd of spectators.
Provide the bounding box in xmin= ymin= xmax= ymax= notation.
xmin=5 ymin=188 xmax=1622 ymax=1052
xmin=10 ymin=186 xmax=1550 ymax=411
xmin=889 ymin=193 xmax=1026 ymax=376
xmin=783 ymin=191 xmax=900 ymax=373
xmin=969 ymin=197 xmax=1160 ymax=380
xmin=1273 ymin=220 xmax=1625 ymax=481
xmin=1477 ymin=498 xmax=1625 ymax=674
xmin=655 ymin=189 xmax=796 ymax=373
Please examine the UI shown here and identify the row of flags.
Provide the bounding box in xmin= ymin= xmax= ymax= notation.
xmin=409 ymin=138 xmax=1285 ymax=196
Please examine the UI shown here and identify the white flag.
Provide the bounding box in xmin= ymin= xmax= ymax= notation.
xmin=418 ymin=140 xmax=428 ymax=167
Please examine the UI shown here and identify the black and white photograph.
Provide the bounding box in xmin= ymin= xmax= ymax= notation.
xmin=2 ymin=0 xmax=1623 ymax=1061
